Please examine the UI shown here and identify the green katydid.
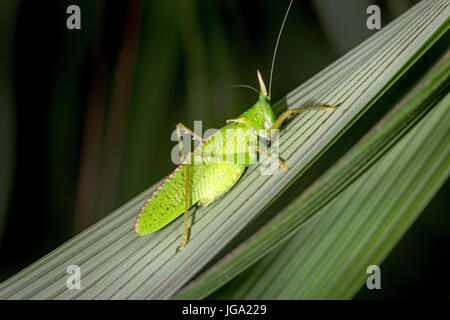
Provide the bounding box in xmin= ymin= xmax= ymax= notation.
xmin=134 ymin=0 xmax=338 ymax=251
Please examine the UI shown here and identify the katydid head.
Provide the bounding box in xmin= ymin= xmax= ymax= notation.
xmin=257 ymin=70 xmax=275 ymax=130
xmin=237 ymin=71 xmax=274 ymax=133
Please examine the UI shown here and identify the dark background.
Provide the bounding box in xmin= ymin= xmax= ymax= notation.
xmin=0 ymin=0 xmax=448 ymax=299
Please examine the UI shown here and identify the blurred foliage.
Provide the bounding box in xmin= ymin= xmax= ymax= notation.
xmin=0 ymin=0 xmax=447 ymax=299
xmin=0 ymin=1 xmax=18 ymax=248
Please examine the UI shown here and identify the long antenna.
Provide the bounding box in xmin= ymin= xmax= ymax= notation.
xmin=226 ymin=84 xmax=260 ymax=95
xmin=268 ymin=0 xmax=294 ymax=99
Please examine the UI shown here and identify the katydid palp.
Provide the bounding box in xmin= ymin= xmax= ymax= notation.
xmin=133 ymin=0 xmax=338 ymax=251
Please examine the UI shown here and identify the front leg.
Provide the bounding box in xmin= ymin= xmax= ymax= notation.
xmin=256 ymin=147 xmax=289 ymax=171
xmin=268 ymin=104 xmax=340 ymax=139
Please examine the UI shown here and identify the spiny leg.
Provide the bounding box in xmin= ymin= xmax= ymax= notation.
xmin=177 ymin=162 xmax=190 ymax=251
xmin=256 ymin=147 xmax=289 ymax=171
xmin=269 ymin=105 xmax=340 ymax=135
xmin=226 ymin=117 xmax=247 ymax=125
xmin=175 ymin=123 xmax=198 ymax=251
xmin=226 ymin=118 xmax=258 ymax=137
xmin=176 ymin=123 xmax=203 ymax=142
xmin=257 ymin=105 xmax=339 ymax=171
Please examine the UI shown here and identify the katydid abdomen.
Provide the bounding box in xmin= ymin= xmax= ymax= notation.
xmin=134 ymin=153 xmax=246 ymax=237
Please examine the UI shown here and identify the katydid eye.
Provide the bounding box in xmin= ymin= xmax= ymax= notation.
xmin=266 ymin=99 xmax=271 ymax=104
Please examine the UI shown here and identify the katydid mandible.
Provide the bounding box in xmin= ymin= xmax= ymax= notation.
xmin=134 ymin=0 xmax=338 ymax=251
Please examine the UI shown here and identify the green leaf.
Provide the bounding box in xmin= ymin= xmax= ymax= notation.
xmin=206 ymin=81 xmax=450 ymax=300
xmin=175 ymin=48 xmax=450 ymax=299
xmin=0 ymin=0 xmax=448 ymax=299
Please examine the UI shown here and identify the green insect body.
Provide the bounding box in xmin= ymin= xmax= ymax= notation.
xmin=134 ymin=77 xmax=274 ymax=237
xmin=134 ymin=0 xmax=336 ymax=250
